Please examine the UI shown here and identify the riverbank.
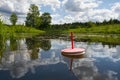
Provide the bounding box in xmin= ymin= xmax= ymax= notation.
xmin=1 ymin=25 xmax=44 ymax=33
xmin=65 ymin=24 xmax=120 ymax=34
xmin=0 ymin=25 xmax=45 ymax=38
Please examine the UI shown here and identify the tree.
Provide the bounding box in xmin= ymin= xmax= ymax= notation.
xmin=85 ymin=21 xmax=95 ymax=27
xmin=103 ymin=20 xmax=107 ymax=25
xmin=109 ymin=18 xmax=113 ymax=24
xmin=0 ymin=15 xmax=3 ymax=30
xmin=40 ymin=12 xmax=52 ymax=29
xmin=0 ymin=15 xmax=3 ymax=25
xmin=113 ymin=19 xmax=120 ymax=24
xmin=25 ymin=4 xmax=41 ymax=28
xmin=10 ymin=12 xmax=18 ymax=25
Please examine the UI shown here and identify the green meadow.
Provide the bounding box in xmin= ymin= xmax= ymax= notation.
xmin=66 ymin=24 xmax=120 ymax=34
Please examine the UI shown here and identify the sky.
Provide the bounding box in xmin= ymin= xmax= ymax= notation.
xmin=0 ymin=0 xmax=120 ymax=24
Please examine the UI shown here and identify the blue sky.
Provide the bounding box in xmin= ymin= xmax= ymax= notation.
xmin=0 ymin=0 xmax=120 ymax=24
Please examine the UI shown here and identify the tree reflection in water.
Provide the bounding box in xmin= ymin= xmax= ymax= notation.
xmin=0 ymin=37 xmax=41 ymax=78
xmin=0 ymin=36 xmax=52 ymax=78
xmin=26 ymin=37 xmax=51 ymax=59
xmin=0 ymin=34 xmax=6 ymax=63
xmin=40 ymin=39 xmax=51 ymax=51
xmin=26 ymin=37 xmax=40 ymax=60
xmin=10 ymin=36 xmax=17 ymax=51
xmin=0 ymin=35 xmax=120 ymax=80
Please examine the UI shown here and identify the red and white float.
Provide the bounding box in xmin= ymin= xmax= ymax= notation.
xmin=61 ymin=32 xmax=85 ymax=55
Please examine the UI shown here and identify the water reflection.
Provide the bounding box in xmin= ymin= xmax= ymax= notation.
xmin=10 ymin=36 xmax=18 ymax=51
xmin=0 ymin=34 xmax=6 ymax=61
xmin=61 ymin=52 xmax=86 ymax=71
xmin=0 ymin=37 xmax=63 ymax=79
xmin=26 ymin=37 xmax=51 ymax=51
xmin=2 ymin=39 xmax=31 ymax=78
xmin=71 ymin=58 xmax=119 ymax=80
xmin=0 ymin=35 xmax=119 ymax=80
xmin=62 ymin=55 xmax=119 ymax=80
xmin=62 ymin=42 xmax=120 ymax=80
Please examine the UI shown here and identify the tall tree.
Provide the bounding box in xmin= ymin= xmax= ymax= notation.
xmin=0 ymin=15 xmax=2 ymax=25
xmin=40 ymin=12 xmax=52 ymax=29
xmin=0 ymin=15 xmax=3 ymax=30
xmin=25 ymin=4 xmax=41 ymax=28
xmin=10 ymin=12 xmax=18 ymax=25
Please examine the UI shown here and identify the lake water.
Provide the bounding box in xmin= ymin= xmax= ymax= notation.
xmin=0 ymin=35 xmax=120 ymax=80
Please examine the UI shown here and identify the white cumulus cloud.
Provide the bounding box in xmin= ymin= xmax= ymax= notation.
xmin=60 ymin=0 xmax=120 ymax=23
xmin=63 ymin=0 xmax=101 ymax=12
xmin=0 ymin=0 xmax=120 ymax=24
xmin=0 ymin=0 xmax=61 ymax=24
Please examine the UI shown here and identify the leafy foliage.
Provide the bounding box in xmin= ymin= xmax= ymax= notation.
xmin=0 ymin=16 xmax=3 ymax=33
xmin=25 ymin=4 xmax=52 ymax=29
xmin=40 ymin=12 xmax=52 ymax=29
xmin=25 ymin=4 xmax=41 ymax=29
xmin=10 ymin=12 xmax=18 ymax=25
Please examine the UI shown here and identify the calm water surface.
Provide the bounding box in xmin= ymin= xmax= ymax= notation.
xmin=0 ymin=35 xmax=120 ymax=80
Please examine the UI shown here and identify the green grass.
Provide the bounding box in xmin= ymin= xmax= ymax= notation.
xmin=1 ymin=25 xmax=44 ymax=34
xmin=6 ymin=25 xmax=44 ymax=33
xmin=66 ymin=24 xmax=120 ymax=34
xmin=0 ymin=24 xmax=45 ymax=39
xmin=74 ymin=34 xmax=120 ymax=45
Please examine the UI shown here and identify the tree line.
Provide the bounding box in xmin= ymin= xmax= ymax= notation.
xmin=51 ymin=19 xmax=120 ymax=30
xmin=9 ymin=4 xmax=52 ymax=30
xmin=5 ymin=3 xmax=120 ymax=30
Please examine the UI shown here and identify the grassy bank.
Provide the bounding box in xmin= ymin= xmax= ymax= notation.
xmin=65 ymin=24 xmax=120 ymax=34
xmin=74 ymin=34 xmax=120 ymax=46
xmin=2 ymin=25 xmax=44 ymax=33
xmin=0 ymin=24 xmax=45 ymax=38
